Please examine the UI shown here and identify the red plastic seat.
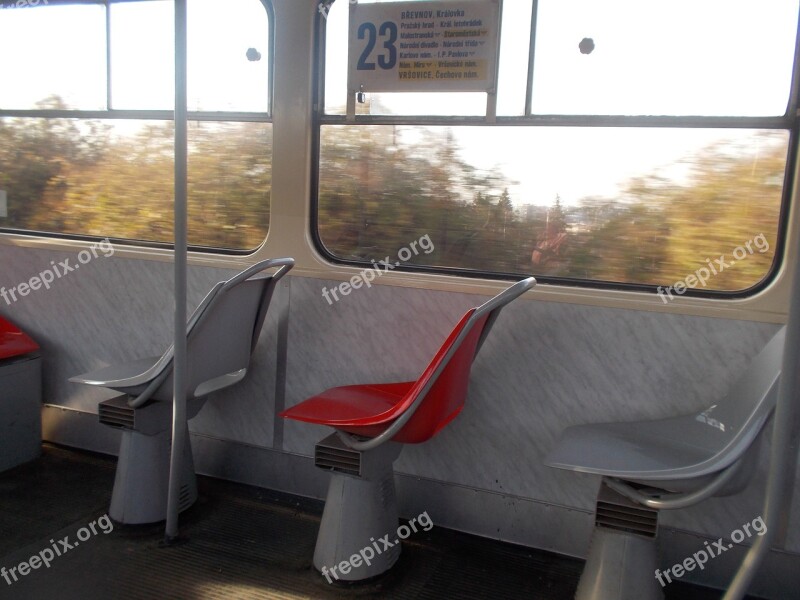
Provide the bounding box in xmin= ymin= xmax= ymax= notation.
xmin=281 ymin=277 xmax=535 ymax=446
xmin=282 ymin=309 xmax=488 ymax=443
xmin=0 ymin=317 xmax=39 ymax=360
xmin=281 ymin=277 xmax=534 ymax=582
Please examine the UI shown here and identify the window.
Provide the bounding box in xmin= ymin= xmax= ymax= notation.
xmin=531 ymin=0 xmax=797 ymax=117
xmin=316 ymin=0 xmax=799 ymax=295
xmin=0 ymin=0 xmax=272 ymax=251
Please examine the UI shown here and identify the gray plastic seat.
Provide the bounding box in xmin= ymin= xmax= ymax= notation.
xmin=70 ymin=258 xmax=293 ymax=524
xmin=72 ymin=258 xmax=294 ymax=406
xmin=544 ymin=326 xmax=785 ymax=600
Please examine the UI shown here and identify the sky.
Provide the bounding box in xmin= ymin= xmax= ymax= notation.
xmin=0 ymin=0 xmax=798 ymax=208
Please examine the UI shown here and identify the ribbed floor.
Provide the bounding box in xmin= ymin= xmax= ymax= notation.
xmin=0 ymin=445 xmax=748 ymax=600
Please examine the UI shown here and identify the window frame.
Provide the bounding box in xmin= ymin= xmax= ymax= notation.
xmin=0 ymin=0 xmax=275 ymax=255
xmin=312 ymin=0 xmax=800 ymax=299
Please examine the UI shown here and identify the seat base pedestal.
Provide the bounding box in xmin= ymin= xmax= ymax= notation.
xmin=577 ymin=527 xmax=663 ymax=600
xmin=313 ymin=435 xmax=403 ymax=582
xmin=109 ymin=427 xmax=198 ymax=525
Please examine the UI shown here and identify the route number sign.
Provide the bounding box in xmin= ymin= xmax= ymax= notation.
xmin=348 ymin=0 xmax=502 ymax=94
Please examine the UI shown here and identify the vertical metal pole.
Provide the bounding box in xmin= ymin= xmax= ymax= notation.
xmin=723 ymin=229 xmax=800 ymax=600
xmin=524 ymin=0 xmax=538 ymax=117
xmin=721 ymin=149 xmax=800 ymax=598
xmin=165 ymin=0 xmax=188 ymax=543
xmin=345 ymin=0 xmax=358 ymax=123
xmin=105 ymin=0 xmax=112 ymax=110
xmin=722 ymin=8 xmax=800 ymax=597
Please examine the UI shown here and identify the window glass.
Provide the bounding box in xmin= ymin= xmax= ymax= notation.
xmin=111 ymin=0 xmax=270 ymax=112
xmin=0 ymin=118 xmax=271 ymax=250
xmin=0 ymin=0 xmax=271 ymax=251
xmin=187 ymin=0 xmax=270 ymax=112
xmin=110 ymin=1 xmax=175 ymax=110
xmin=0 ymin=4 xmax=106 ymax=110
xmin=318 ymin=125 xmax=786 ymax=291
xmin=319 ymin=0 xmax=796 ymax=294
xmin=532 ymin=0 xmax=799 ymax=116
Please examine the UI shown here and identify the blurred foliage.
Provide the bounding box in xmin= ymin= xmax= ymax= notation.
xmin=0 ymin=101 xmax=787 ymax=290
xmin=319 ymin=126 xmax=786 ymax=291
xmin=319 ymin=126 xmax=529 ymax=271
xmin=0 ymin=96 xmax=270 ymax=250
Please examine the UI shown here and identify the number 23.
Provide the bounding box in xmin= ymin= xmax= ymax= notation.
xmin=357 ymin=21 xmax=398 ymax=70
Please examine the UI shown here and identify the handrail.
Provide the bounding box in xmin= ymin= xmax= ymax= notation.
xmin=221 ymin=257 xmax=294 ymax=290
xmin=605 ymin=459 xmax=744 ymax=510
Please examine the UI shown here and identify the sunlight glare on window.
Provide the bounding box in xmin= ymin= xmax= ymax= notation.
xmin=111 ymin=0 xmax=269 ymax=112
xmin=0 ymin=4 xmax=105 ymax=110
xmin=532 ymin=0 xmax=799 ymax=116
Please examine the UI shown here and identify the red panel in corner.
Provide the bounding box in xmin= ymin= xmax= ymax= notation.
xmin=0 ymin=316 xmax=39 ymax=359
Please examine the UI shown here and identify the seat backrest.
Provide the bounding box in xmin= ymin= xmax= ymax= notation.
xmin=392 ymin=308 xmax=489 ymax=443
xmin=184 ymin=276 xmax=271 ymax=397
xmin=148 ymin=258 xmax=293 ymax=401
xmin=678 ymin=325 xmax=785 ymax=473
xmin=389 ymin=277 xmax=536 ymax=444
